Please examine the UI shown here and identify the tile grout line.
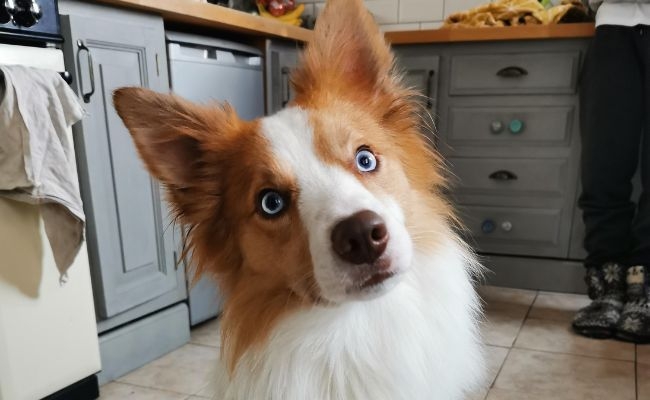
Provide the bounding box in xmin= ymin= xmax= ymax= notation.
xmin=512 ymin=291 xmax=539 ymax=345
xmin=109 ymin=380 xmax=192 ymax=397
xmin=486 ymin=291 xmax=540 ymax=396
xmin=512 ymin=344 xmax=637 ymax=363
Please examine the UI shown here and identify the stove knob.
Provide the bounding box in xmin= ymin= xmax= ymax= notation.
xmin=6 ymin=0 xmax=42 ymax=27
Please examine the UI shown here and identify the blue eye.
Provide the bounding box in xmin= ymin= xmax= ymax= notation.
xmin=355 ymin=149 xmax=377 ymax=172
xmin=259 ymin=190 xmax=286 ymax=217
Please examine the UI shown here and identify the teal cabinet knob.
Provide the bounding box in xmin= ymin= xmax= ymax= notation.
xmin=509 ymin=119 xmax=524 ymax=134
xmin=490 ymin=121 xmax=503 ymax=134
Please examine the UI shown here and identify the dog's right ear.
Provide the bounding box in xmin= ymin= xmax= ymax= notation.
xmin=113 ymin=87 xmax=214 ymax=189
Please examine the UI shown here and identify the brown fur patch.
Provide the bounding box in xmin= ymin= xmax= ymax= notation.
xmin=113 ymin=88 xmax=318 ymax=372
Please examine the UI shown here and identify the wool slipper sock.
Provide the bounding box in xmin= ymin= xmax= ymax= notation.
xmin=572 ymin=262 xmax=626 ymax=339
xmin=616 ymin=266 xmax=650 ymax=344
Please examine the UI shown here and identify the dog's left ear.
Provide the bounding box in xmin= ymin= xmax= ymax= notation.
xmin=292 ymin=0 xmax=395 ymax=104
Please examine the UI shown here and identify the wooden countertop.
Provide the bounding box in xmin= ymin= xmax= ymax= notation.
xmin=92 ymin=1 xmax=595 ymax=45
xmin=385 ymin=23 xmax=595 ymax=44
xmin=95 ymin=0 xmax=313 ymax=42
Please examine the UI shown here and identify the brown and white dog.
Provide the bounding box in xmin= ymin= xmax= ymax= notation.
xmin=113 ymin=0 xmax=485 ymax=398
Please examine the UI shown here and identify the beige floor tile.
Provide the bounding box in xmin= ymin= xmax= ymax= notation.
xmin=477 ymin=286 xmax=538 ymax=307
xmin=528 ymin=291 xmax=591 ymax=322
xmin=117 ymin=344 xmax=219 ymax=395
xmin=482 ymin=302 xmax=529 ymax=347
xmin=638 ymin=344 xmax=650 ymax=365
xmin=194 ymin=378 xmax=218 ymax=398
xmin=638 ymin=362 xmax=650 ymax=399
xmin=494 ymin=348 xmax=635 ymax=400
xmin=190 ymin=317 xmax=221 ymax=348
xmin=98 ymin=382 xmax=186 ymax=399
xmin=514 ymin=318 xmax=635 ymax=361
xmin=485 ymin=387 xmax=558 ymax=400
xmin=465 ymin=345 xmax=510 ymax=400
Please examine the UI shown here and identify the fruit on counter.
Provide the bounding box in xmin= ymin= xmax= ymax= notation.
xmin=257 ymin=1 xmax=305 ymax=26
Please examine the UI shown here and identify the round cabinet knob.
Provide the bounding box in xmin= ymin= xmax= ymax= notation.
xmin=490 ymin=121 xmax=503 ymax=134
xmin=509 ymin=119 xmax=524 ymax=134
xmin=501 ymin=221 xmax=513 ymax=232
xmin=481 ymin=219 xmax=496 ymax=234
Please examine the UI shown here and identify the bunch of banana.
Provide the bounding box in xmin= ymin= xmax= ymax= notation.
xmin=257 ymin=2 xmax=305 ymax=26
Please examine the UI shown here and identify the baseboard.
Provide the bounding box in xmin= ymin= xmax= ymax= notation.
xmin=42 ymin=375 xmax=99 ymax=400
xmin=96 ymin=303 xmax=190 ymax=385
xmin=480 ymin=254 xmax=587 ymax=294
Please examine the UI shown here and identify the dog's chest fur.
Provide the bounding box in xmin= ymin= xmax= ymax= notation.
xmin=214 ymin=239 xmax=485 ymax=400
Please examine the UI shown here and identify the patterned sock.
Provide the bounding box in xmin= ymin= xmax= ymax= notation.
xmin=616 ymin=266 xmax=650 ymax=343
xmin=572 ymin=262 xmax=626 ymax=338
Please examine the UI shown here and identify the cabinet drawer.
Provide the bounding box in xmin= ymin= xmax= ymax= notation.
xmin=450 ymin=157 xmax=568 ymax=197
xmin=459 ymin=205 xmax=564 ymax=257
xmin=448 ymin=105 xmax=574 ymax=146
xmin=449 ymin=52 xmax=580 ymax=95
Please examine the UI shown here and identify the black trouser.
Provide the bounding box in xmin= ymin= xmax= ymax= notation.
xmin=580 ymin=24 xmax=650 ymax=268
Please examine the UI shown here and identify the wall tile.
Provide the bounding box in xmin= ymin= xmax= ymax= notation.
xmin=380 ymin=22 xmax=421 ymax=32
xmin=420 ymin=21 xmax=443 ymax=29
xmin=444 ymin=0 xmax=490 ymax=16
xmin=399 ymin=0 xmax=444 ymax=23
xmin=365 ymin=0 xmax=399 ymax=24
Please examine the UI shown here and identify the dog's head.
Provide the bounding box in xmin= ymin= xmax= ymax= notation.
xmin=114 ymin=0 xmax=450 ymax=366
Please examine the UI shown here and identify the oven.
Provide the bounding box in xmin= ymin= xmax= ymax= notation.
xmin=0 ymin=1 xmax=101 ymax=399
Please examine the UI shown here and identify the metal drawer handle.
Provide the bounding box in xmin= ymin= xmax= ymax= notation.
xmin=425 ymin=70 xmax=435 ymax=110
xmin=281 ymin=66 xmax=291 ymax=107
xmin=489 ymin=170 xmax=518 ymax=181
xmin=77 ymin=40 xmax=95 ymax=103
xmin=496 ymin=66 xmax=528 ymax=78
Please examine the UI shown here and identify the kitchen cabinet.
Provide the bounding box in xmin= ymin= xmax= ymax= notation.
xmin=265 ymin=39 xmax=301 ymax=114
xmin=60 ymin=2 xmax=189 ymax=383
xmin=395 ymin=39 xmax=589 ymax=293
xmin=395 ymin=55 xmax=440 ymax=140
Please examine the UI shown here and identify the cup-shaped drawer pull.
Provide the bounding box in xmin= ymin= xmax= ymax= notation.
xmin=489 ymin=170 xmax=518 ymax=181
xmin=496 ymin=66 xmax=528 ymax=78
xmin=509 ymin=119 xmax=524 ymax=134
xmin=490 ymin=120 xmax=504 ymax=134
xmin=481 ymin=219 xmax=496 ymax=234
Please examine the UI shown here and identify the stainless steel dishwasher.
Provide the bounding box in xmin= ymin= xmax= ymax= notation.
xmin=167 ymin=32 xmax=265 ymax=325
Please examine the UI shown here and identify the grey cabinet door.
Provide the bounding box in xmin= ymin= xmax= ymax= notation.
xmin=395 ymin=55 xmax=440 ymax=140
xmin=265 ymin=39 xmax=300 ymax=115
xmin=61 ymin=15 xmax=180 ymax=319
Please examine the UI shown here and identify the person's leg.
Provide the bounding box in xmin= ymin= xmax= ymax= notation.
xmin=629 ymin=24 xmax=650 ymax=267
xmin=579 ymin=25 xmax=644 ymax=268
xmin=617 ymin=24 xmax=650 ymax=343
xmin=574 ymin=25 xmax=642 ymax=338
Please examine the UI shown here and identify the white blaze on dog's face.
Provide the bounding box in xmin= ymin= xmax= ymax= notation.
xmin=113 ymin=0 xmax=450 ymax=370
xmin=261 ymin=105 xmax=414 ymax=302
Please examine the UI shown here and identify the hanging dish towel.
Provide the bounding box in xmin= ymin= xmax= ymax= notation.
xmin=0 ymin=65 xmax=86 ymax=280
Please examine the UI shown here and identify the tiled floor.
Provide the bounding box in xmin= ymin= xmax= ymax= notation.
xmin=99 ymin=286 xmax=648 ymax=400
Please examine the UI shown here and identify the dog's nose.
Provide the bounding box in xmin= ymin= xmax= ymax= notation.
xmin=331 ymin=210 xmax=389 ymax=265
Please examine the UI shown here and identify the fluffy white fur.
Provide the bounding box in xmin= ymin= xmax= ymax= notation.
xmin=212 ymin=107 xmax=486 ymax=400
xmin=214 ymin=238 xmax=484 ymax=400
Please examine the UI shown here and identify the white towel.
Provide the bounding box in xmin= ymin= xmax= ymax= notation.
xmin=0 ymin=65 xmax=86 ymax=280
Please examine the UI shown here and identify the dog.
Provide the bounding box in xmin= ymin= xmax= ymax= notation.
xmin=113 ymin=0 xmax=485 ymax=398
